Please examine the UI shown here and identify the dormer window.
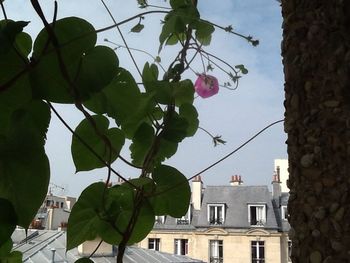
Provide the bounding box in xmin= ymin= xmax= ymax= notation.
xmin=208 ymin=204 xmax=225 ymax=225
xmin=248 ymin=204 xmax=266 ymax=226
xmin=176 ymin=205 xmax=191 ymax=225
xmin=281 ymin=206 xmax=288 ymax=221
xmin=155 ymin=215 xmax=165 ymax=224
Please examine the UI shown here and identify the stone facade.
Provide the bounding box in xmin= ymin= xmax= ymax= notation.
xmin=139 ymin=167 xmax=290 ymax=263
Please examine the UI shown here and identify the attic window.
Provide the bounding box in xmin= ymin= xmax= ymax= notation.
xmin=281 ymin=206 xmax=288 ymax=221
xmin=248 ymin=204 xmax=266 ymax=226
xmin=176 ymin=205 xmax=191 ymax=225
xmin=155 ymin=215 xmax=165 ymax=224
xmin=207 ymin=204 xmax=225 ymax=225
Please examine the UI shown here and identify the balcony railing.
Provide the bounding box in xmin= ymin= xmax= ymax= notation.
xmin=209 ymin=218 xmax=224 ymax=225
xmin=250 ymin=219 xmax=266 ymax=226
xmin=176 ymin=219 xmax=189 ymax=225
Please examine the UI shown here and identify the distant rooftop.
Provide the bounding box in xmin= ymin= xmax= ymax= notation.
xmin=12 ymin=229 xmax=204 ymax=263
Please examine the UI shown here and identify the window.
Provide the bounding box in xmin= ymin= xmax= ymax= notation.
xmin=60 ymin=202 xmax=64 ymax=208
xmin=208 ymin=204 xmax=225 ymax=225
xmin=148 ymin=238 xmax=160 ymax=251
xmin=176 ymin=205 xmax=191 ymax=225
xmin=174 ymin=239 xmax=188 ymax=255
xmin=251 ymin=241 xmax=265 ymax=263
xmin=282 ymin=206 xmax=288 ymax=221
xmin=209 ymin=240 xmax=223 ymax=263
xmin=288 ymin=240 xmax=292 ymax=261
xmin=155 ymin=216 xmax=165 ymax=224
xmin=248 ymin=204 xmax=266 ymax=226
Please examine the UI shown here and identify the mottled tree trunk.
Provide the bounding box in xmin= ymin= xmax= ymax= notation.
xmin=281 ymin=1 xmax=350 ymax=262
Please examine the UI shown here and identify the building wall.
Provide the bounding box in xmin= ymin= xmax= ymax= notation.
xmin=139 ymin=229 xmax=286 ymax=263
xmin=45 ymin=208 xmax=70 ymax=230
xmin=274 ymin=159 xmax=289 ymax=193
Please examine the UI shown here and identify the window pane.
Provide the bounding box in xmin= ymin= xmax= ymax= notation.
xmin=218 ymin=206 xmax=222 ymax=221
xmin=259 ymin=244 xmax=264 ymax=259
xmin=210 ymin=206 xmax=216 ymax=223
xmin=250 ymin=207 xmax=257 ymax=225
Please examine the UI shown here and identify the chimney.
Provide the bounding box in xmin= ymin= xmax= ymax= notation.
xmin=230 ymin=175 xmax=243 ymax=186
xmin=192 ymin=175 xmax=203 ymax=210
xmin=272 ymin=169 xmax=281 ymax=205
xmin=78 ymin=239 xmax=114 ymax=257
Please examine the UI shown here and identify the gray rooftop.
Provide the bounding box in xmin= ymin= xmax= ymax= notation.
xmin=12 ymin=229 xmax=204 ymax=263
xmin=154 ymin=185 xmax=288 ymax=232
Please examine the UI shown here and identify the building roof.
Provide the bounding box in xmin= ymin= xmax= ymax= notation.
xmin=12 ymin=229 xmax=204 ymax=263
xmin=154 ymin=185 xmax=287 ymax=231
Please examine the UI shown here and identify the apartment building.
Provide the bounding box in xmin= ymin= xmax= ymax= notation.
xmin=139 ymin=168 xmax=290 ymax=263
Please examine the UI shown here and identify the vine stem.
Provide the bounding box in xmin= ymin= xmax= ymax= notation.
xmin=1 ymin=1 xmax=7 ymax=20
xmin=100 ymin=0 xmax=142 ymax=78
xmin=151 ymin=119 xmax=284 ymax=197
xmin=105 ymin=39 xmax=167 ymax=73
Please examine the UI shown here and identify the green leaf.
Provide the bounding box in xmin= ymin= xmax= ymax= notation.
xmin=75 ymin=258 xmax=94 ymax=263
xmin=0 ymin=239 xmax=12 ymax=257
xmin=149 ymin=165 xmax=190 ymax=217
xmin=162 ymin=112 xmax=188 ymax=142
xmin=143 ymin=63 xmax=173 ymax=105
xmin=0 ymin=250 xmax=22 ymax=263
xmin=170 ymin=0 xmax=191 ymax=9
xmin=179 ymin=103 xmax=198 ymax=136
xmin=0 ymin=101 xmax=50 ymax=227
xmin=73 ymin=182 xmax=154 ymax=246
xmin=0 ymin=198 xmax=17 ymax=245
xmin=75 ymin=46 xmax=119 ymax=94
xmin=14 ymin=32 xmax=32 ymax=56
xmin=105 ymin=184 xmax=155 ymax=244
xmin=129 ymin=123 xmax=155 ymax=166
xmin=193 ymin=20 xmax=215 ymax=46
xmin=31 ymin=17 xmax=115 ymax=103
xmin=32 ymin=17 xmax=96 ymax=62
xmin=153 ymin=139 xmax=178 ymax=165
xmin=0 ymin=20 xmax=29 ymax=54
xmin=173 ymin=79 xmax=194 ymax=106
xmin=235 ymin=64 xmax=248 ymax=74
xmin=0 ymin=22 xmax=32 ymax=133
xmin=130 ymin=23 xmax=144 ymax=33
xmin=67 ymin=183 xmax=105 ymax=250
xmin=85 ymin=66 xmax=156 ymax=138
xmin=159 ymin=11 xmax=186 ymax=49
xmin=71 ymin=115 xmax=125 ymax=172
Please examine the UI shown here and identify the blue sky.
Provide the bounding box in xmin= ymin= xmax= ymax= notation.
xmin=2 ymin=0 xmax=286 ymax=197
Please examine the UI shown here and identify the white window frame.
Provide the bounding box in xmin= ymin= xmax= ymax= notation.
xmin=251 ymin=241 xmax=265 ymax=263
xmin=148 ymin=238 xmax=160 ymax=251
xmin=281 ymin=206 xmax=288 ymax=221
xmin=176 ymin=205 xmax=191 ymax=225
xmin=174 ymin=239 xmax=188 ymax=255
xmin=209 ymin=240 xmax=223 ymax=263
xmin=248 ymin=204 xmax=266 ymax=226
xmin=207 ymin=204 xmax=225 ymax=225
xmin=155 ymin=215 xmax=165 ymax=224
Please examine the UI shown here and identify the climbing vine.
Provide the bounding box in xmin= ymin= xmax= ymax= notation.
xmin=0 ymin=0 xmax=260 ymax=262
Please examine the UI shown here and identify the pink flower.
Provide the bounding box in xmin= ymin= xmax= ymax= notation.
xmin=194 ymin=74 xmax=219 ymax=98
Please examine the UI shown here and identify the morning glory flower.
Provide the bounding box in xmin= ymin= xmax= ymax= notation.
xmin=194 ymin=74 xmax=219 ymax=98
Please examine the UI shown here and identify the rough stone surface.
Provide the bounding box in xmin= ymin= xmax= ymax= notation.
xmin=281 ymin=0 xmax=350 ymax=262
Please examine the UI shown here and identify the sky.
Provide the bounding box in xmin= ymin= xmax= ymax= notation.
xmin=2 ymin=0 xmax=286 ymax=197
